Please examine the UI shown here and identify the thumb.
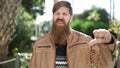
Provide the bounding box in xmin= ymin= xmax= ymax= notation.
xmin=88 ymin=39 xmax=97 ymax=47
xmin=88 ymin=38 xmax=103 ymax=47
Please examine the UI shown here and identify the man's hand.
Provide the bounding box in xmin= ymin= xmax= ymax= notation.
xmin=89 ymin=29 xmax=112 ymax=46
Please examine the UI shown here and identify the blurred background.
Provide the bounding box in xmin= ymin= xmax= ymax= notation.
xmin=0 ymin=0 xmax=120 ymax=68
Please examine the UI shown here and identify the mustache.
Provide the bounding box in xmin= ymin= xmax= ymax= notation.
xmin=56 ymin=19 xmax=65 ymax=23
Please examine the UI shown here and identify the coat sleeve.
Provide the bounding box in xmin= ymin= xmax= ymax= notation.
xmin=90 ymin=36 xmax=116 ymax=68
xmin=29 ymin=45 xmax=36 ymax=68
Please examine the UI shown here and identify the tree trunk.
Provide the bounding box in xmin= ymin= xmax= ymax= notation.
xmin=0 ymin=0 xmax=21 ymax=61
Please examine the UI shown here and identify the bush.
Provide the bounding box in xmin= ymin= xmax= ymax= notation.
xmin=71 ymin=18 xmax=109 ymax=38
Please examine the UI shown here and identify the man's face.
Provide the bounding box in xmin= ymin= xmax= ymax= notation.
xmin=51 ymin=6 xmax=72 ymax=45
xmin=53 ymin=7 xmax=72 ymax=28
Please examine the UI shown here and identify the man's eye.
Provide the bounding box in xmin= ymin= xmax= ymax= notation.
xmin=55 ymin=13 xmax=60 ymax=15
xmin=63 ymin=13 xmax=67 ymax=15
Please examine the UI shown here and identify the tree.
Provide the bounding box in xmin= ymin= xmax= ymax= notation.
xmin=71 ymin=18 xmax=109 ymax=38
xmin=109 ymin=20 xmax=120 ymax=36
xmin=8 ymin=7 xmax=35 ymax=56
xmin=0 ymin=0 xmax=45 ymax=61
xmin=0 ymin=0 xmax=21 ymax=61
xmin=22 ymin=0 xmax=45 ymax=18
xmin=8 ymin=0 xmax=45 ymax=56
xmin=77 ymin=7 xmax=109 ymax=24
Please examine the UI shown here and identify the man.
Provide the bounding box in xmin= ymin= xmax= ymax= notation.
xmin=29 ymin=1 xmax=116 ymax=68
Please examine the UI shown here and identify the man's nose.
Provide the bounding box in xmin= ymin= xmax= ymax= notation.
xmin=58 ymin=14 xmax=64 ymax=19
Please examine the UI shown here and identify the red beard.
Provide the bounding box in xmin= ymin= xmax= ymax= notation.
xmin=51 ymin=19 xmax=70 ymax=45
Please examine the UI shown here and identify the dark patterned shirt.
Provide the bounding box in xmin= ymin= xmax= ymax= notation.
xmin=55 ymin=44 xmax=68 ymax=68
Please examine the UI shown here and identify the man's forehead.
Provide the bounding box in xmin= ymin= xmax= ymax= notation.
xmin=54 ymin=7 xmax=69 ymax=12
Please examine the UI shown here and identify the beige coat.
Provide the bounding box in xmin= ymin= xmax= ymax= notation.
xmin=29 ymin=30 xmax=116 ymax=68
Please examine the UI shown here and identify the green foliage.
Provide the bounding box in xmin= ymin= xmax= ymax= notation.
xmin=20 ymin=53 xmax=31 ymax=68
xmin=7 ymin=0 xmax=45 ymax=67
xmin=109 ymin=20 xmax=120 ymax=58
xmin=76 ymin=7 xmax=109 ymax=23
xmin=97 ymin=8 xmax=109 ymax=23
xmin=71 ymin=18 xmax=109 ymax=38
xmin=109 ymin=20 xmax=120 ymax=35
xmin=87 ymin=10 xmax=100 ymax=21
xmin=22 ymin=0 xmax=45 ymax=18
xmin=8 ymin=6 xmax=35 ymax=56
xmin=8 ymin=0 xmax=45 ymax=57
